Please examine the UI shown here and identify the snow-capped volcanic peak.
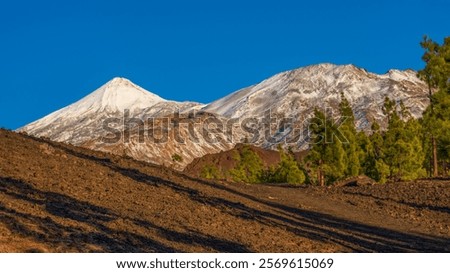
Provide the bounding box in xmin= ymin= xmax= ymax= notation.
xmin=39 ymin=77 xmax=165 ymax=122
xmin=72 ymin=77 xmax=165 ymax=113
xmin=18 ymin=77 xmax=169 ymax=140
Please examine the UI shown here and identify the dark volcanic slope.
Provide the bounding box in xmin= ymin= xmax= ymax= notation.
xmin=184 ymin=143 xmax=308 ymax=180
xmin=0 ymin=129 xmax=449 ymax=252
xmin=184 ymin=144 xmax=281 ymax=179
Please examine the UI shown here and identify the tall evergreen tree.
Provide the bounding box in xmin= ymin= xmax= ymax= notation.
xmin=307 ymin=108 xmax=347 ymax=185
xmin=382 ymin=98 xmax=426 ymax=181
xmin=306 ymin=109 xmax=326 ymax=186
xmin=418 ymin=36 xmax=450 ymax=176
xmin=338 ymin=93 xmax=361 ymax=177
xmin=361 ymin=122 xmax=389 ymax=183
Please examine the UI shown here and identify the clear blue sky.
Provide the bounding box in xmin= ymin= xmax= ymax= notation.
xmin=0 ymin=0 xmax=448 ymax=129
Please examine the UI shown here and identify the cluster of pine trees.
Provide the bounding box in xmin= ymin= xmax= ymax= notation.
xmin=307 ymin=94 xmax=426 ymax=185
xmin=201 ymin=36 xmax=450 ymax=185
xmin=200 ymin=145 xmax=306 ymax=184
xmin=306 ymin=36 xmax=449 ymax=185
xmin=226 ymin=145 xmax=305 ymax=184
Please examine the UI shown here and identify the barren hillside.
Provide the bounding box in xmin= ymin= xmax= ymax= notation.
xmin=0 ymin=129 xmax=448 ymax=252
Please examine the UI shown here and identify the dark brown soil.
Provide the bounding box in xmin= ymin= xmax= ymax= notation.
xmin=0 ymin=129 xmax=449 ymax=252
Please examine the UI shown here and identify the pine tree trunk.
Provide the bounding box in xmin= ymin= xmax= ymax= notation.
xmin=318 ymin=160 xmax=324 ymax=186
xmin=426 ymin=78 xmax=439 ymax=178
xmin=427 ymin=78 xmax=439 ymax=178
xmin=428 ymin=155 xmax=432 ymax=177
xmin=432 ymin=136 xmax=438 ymax=177
xmin=317 ymin=169 xmax=323 ymax=186
xmin=442 ymin=160 xmax=446 ymax=177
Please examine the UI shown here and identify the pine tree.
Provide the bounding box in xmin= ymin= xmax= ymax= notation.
xmin=262 ymin=149 xmax=306 ymax=184
xmin=383 ymin=98 xmax=403 ymax=180
xmin=229 ymin=145 xmax=264 ymax=183
xmin=307 ymin=109 xmax=326 ymax=185
xmin=322 ymin=137 xmax=347 ymax=182
xmin=418 ymin=36 xmax=450 ymax=176
xmin=338 ymin=93 xmax=361 ymax=177
xmin=307 ymin=108 xmax=347 ymax=185
xmin=401 ymin=119 xmax=427 ymax=180
xmin=362 ymin=122 xmax=389 ymax=183
xmin=278 ymin=149 xmax=306 ymax=184
xmin=382 ymin=98 xmax=426 ymax=181
xmin=424 ymin=89 xmax=450 ymax=175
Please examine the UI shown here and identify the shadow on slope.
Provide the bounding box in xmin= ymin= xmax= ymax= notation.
xmin=0 ymin=177 xmax=249 ymax=252
xmin=117 ymin=167 xmax=450 ymax=252
xmin=18 ymin=132 xmax=450 ymax=252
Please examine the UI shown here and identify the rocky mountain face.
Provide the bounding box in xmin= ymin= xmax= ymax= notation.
xmin=78 ymin=111 xmax=236 ymax=170
xmin=203 ymin=63 xmax=429 ymax=149
xmin=19 ymin=64 xmax=430 ymax=169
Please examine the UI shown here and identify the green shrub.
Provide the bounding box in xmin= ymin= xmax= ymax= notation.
xmin=260 ymin=150 xmax=305 ymax=184
xmin=200 ymin=164 xmax=221 ymax=179
xmin=229 ymin=145 xmax=264 ymax=183
xmin=171 ymin=153 xmax=183 ymax=162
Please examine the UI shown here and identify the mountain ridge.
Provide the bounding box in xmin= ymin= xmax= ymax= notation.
xmin=203 ymin=63 xmax=426 ymax=120
xmin=18 ymin=63 xmax=430 ymax=169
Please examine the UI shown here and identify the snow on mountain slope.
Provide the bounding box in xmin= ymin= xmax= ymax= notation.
xmin=28 ymin=77 xmax=164 ymax=126
xmin=19 ymin=77 xmax=203 ymax=144
xmin=71 ymin=77 xmax=166 ymax=112
xmin=19 ymin=64 xmax=430 ymax=169
xmin=204 ymin=63 xmax=427 ymax=121
xmin=202 ymin=63 xmax=429 ymax=149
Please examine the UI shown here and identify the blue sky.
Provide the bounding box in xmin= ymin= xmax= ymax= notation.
xmin=0 ymin=0 xmax=448 ymax=129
